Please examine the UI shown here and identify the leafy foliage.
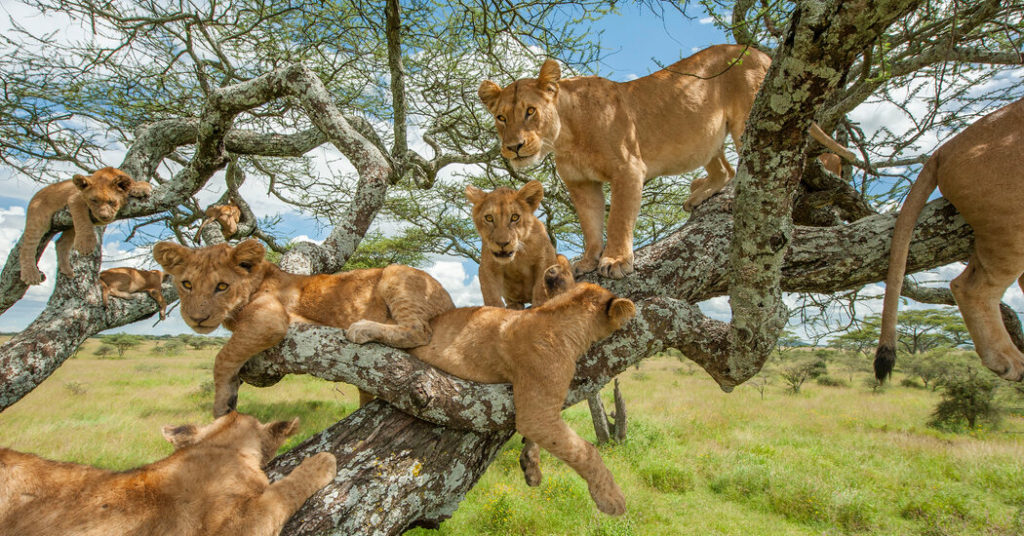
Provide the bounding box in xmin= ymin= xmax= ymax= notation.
xmin=929 ymin=367 xmax=1000 ymax=432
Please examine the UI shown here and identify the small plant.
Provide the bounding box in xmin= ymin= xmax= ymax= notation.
xmin=815 ymin=375 xmax=848 ymax=387
xmin=928 ymin=366 xmax=1000 ymax=432
xmin=63 ymin=381 xmax=87 ymax=396
xmin=899 ymin=377 xmax=924 ymax=389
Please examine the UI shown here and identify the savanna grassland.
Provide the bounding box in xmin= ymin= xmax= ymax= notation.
xmin=1 ymin=337 xmax=1022 ymax=536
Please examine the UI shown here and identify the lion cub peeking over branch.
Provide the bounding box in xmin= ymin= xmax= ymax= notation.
xmin=196 ymin=203 xmax=243 ymax=244
xmin=465 ymin=180 xmax=572 ymax=309
xmin=0 ymin=412 xmax=336 ymax=536
xmin=409 ymin=271 xmax=636 ymax=515
xmin=478 ymin=44 xmax=854 ymax=279
xmin=19 ymin=167 xmax=152 ymax=285
xmin=99 ymin=267 xmax=170 ymax=320
xmin=153 ymin=239 xmax=454 ymax=416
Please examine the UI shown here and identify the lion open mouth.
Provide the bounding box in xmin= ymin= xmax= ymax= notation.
xmin=492 ymin=250 xmax=515 ymax=259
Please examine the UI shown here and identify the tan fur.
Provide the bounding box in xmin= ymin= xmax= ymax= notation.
xmin=19 ymin=167 xmax=152 ymax=285
xmin=410 ymin=277 xmax=636 ymax=515
xmin=478 ymin=45 xmax=853 ymax=278
xmin=875 ymin=97 xmax=1024 ymax=381
xmin=465 ymin=180 xmax=574 ymax=308
xmin=0 ymin=412 xmax=336 ymax=536
xmin=99 ymin=267 xmax=170 ymax=320
xmin=153 ymin=240 xmax=454 ymax=416
xmin=196 ymin=204 xmax=242 ymax=243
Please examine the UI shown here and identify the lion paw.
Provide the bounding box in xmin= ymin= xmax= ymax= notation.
xmin=597 ymin=256 xmax=634 ymax=279
xmin=301 ymin=451 xmax=338 ymax=489
xmin=589 ymin=480 xmax=626 ymax=516
xmin=519 ymin=443 xmax=543 ymax=487
xmin=73 ymin=233 xmax=96 ymax=255
xmin=346 ymin=320 xmax=382 ymax=344
xmin=572 ymin=256 xmax=599 ymax=278
xmin=981 ymin=349 xmax=1024 ymax=381
xmin=20 ymin=268 xmax=44 ymax=286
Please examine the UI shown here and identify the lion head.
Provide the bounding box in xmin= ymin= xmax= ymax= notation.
xmin=543 ymin=281 xmax=636 ymax=338
xmin=152 ymin=240 xmax=267 ymax=334
xmin=478 ymin=59 xmax=562 ymax=169
xmin=161 ymin=411 xmax=299 ymax=466
xmin=72 ymin=167 xmax=138 ymax=224
xmin=465 ymin=180 xmax=545 ymax=264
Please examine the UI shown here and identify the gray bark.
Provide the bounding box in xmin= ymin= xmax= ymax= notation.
xmin=587 ymin=393 xmax=612 ymax=445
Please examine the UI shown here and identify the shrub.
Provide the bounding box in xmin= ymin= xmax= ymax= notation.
xmin=815 ymin=375 xmax=848 ymax=387
xmin=900 ymin=377 xmax=924 ymax=389
xmin=928 ymin=367 xmax=1000 ymax=432
xmin=93 ymin=344 xmax=115 ymax=358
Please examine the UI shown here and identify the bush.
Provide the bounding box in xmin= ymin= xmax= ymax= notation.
xmin=928 ymin=367 xmax=1000 ymax=432
xmin=152 ymin=339 xmax=185 ymax=356
xmin=93 ymin=344 xmax=116 ymax=358
xmin=900 ymin=377 xmax=924 ymax=389
xmin=815 ymin=375 xmax=848 ymax=387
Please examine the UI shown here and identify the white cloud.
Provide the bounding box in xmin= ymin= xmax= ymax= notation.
xmin=424 ymin=260 xmax=482 ymax=307
xmin=699 ymin=17 xmax=715 ymax=24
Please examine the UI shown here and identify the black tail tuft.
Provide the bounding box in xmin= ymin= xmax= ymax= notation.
xmin=874 ymin=345 xmax=896 ymax=382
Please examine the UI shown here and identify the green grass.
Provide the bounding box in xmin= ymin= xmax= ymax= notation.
xmin=1 ymin=341 xmax=1023 ymax=535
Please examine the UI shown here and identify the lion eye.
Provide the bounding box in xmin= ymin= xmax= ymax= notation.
xmin=216 ymin=282 xmax=229 ymax=292
xmin=510 ymin=214 xmax=520 ymax=222
xmin=525 ymin=106 xmax=535 ymax=118
xmin=484 ymin=215 xmax=494 ymax=223
xmin=496 ymin=115 xmax=506 ymax=123
xmin=182 ymin=281 xmax=192 ymax=290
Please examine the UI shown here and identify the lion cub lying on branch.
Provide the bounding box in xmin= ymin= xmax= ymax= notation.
xmin=99 ymin=267 xmax=170 ymax=320
xmin=153 ymin=239 xmax=454 ymax=416
xmin=409 ymin=267 xmax=635 ymax=515
xmin=19 ymin=167 xmax=152 ymax=285
xmin=0 ymin=412 xmax=336 ymax=536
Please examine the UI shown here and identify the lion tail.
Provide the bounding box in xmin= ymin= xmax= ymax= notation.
xmin=194 ymin=217 xmax=214 ymax=244
xmin=808 ymin=123 xmax=857 ymax=161
xmin=874 ymin=158 xmax=939 ymax=381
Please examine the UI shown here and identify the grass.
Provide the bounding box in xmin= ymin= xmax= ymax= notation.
xmin=1 ymin=339 xmax=1023 ymax=535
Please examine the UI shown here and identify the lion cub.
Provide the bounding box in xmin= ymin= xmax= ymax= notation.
xmin=465 ymin=180 xmax=566 ymax=309
xmin=153 ymin=239 xmax=454 ymax=416
xmin=409 ymin=276 xmax=636 ymax=515
xmin=196 ymin=203 xmax=243 ymax=243
xmin=99 ymin=267 xmax=170 ymax=319
xmin=0 ymin=412 xmax=336 ymax=536
xmin=19 ymin=167 xmax=152 ymax=285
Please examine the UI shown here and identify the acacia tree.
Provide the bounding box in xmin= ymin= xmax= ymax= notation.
xmin=1 ymin=1 xmax=1023 ymax=534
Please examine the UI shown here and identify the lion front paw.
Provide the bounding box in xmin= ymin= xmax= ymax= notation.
xmin=346 ymin=320 xmax=382 ymax=344
xmin=300 ymin=451 xmax=338 ymax=490
xmin=597 ymin=255 xmax=634 ymax=279
xmin=572 ymin=256 xmax=600 ymax=278
xmin=519 ymin=441 xmax=542 ymax=487
xmin=73 ymin=233 xmax=97 ymax=255
xmin=20 ymin=268 xmax=44 ymax=286
xmin=589 ymin=480 xmax=626 ymax=516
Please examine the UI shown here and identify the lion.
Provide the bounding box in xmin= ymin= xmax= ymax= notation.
xmin=408 ymin=273 xmax=636 ymax=515
xmin=465 ymin=180 xmax=574 ymax=309
xmin=99 ymin=267 xmax=170 ymax=320
xmin=0 ymin=411 xmax=336 ymax=536
xmin=478 ymin=44 xmax=854 ymax=278
xmin=196 ymin=203 xmax=242 ymax=243
xmin=19 ymin=167 xmax=152 ymax=285
xmin=153 ymin=239 xmax=454 ymax=416
xmin=875 ymin=97 xmax=1024 ymax=382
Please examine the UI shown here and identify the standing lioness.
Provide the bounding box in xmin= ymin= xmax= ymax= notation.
xmin=0 ymin=412 xmax=336 ymax=536
xmin=478 ymin=44 xmax=853 ymax=278
xmin=153 ymin=240 xmax=454 ymax=416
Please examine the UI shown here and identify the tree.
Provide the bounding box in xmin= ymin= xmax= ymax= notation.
xmin=929 ymin=366 xmax=1000 ymax=431
xmin=778 ymin=358 xmax=819 ymax=395
xmin=1 ymin=1 xmax=1023 ymax=533
xmin=101 ymin=334 xmax=144 ymax=359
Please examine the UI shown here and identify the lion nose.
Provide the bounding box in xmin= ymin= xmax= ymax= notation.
xmin=188 ymin=314 xmax=210 ymax=325
xmin=505 ymin=142 xmax=524 ymax=155
xmin=496 ymin=240 xmax=510 ymax=248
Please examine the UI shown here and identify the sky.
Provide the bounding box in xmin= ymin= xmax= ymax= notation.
xmin=0 ymin=2 xmax=1020 ymax=340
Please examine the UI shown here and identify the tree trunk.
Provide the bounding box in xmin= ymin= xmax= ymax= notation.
xmin=612 ymin=379 xmax=627 ymax=443
xmin=587 ymin=393 xmax=612 ymax=445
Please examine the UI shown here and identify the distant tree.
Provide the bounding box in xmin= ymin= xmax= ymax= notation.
xmin=179 ymin=335 xmax=221 ymax=351
xmin=831 ymin=321 xmax=880 ymax=359
xmin=779 ymin=358 xmax=818 ymax=394
xmin=929 ymin=367 xmax=1000 ymax=432
xmin=153 ymin=339 xmax=185 ymax=357
xmin=93 ymin=344 xmax=115 ymax=358
xmin=903 ymin=348 xmax=964 ymax=391
xmin=890 ymin=309 xmax=970 ymax=355
xmin=102 ymin=334 xmax=144 ymax=359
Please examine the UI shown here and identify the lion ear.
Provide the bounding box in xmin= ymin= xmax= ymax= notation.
xmin=72 ymin=174 xmax=91 ymax=190
xmin=517 ymin=180 xmax=544 ymax=211
xmin=605 ymin=297 xmax=636 ymax=328
xmin=232 ymin=239 xmax=265 ymax=272
xmin=537 ymin=59 xmax=561 ymax=95
xmin=113 ymin=173 xmax=133 ymax=193
xmin=161 ymin=424 xmax=199 ymax=449
xmin=465 ymin=185 xmax=487 ymax=206
xmin=153 ymin=241 xmax=192 ymax=273
xmin=478 ymin=80 xmax=502 ymax=113
xmin=266 ymin=418 xmax=299 ymax=440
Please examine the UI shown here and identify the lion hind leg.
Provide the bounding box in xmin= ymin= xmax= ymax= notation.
xmin=55 ymin=229 xmax=75 ymax=278
xmin=514 ymin=389 xmax=625 ymax=516
xmin=683 ymin=150 xmax=734 ymax=212
xmin=951 ymin=250 xmax=1024 ymax=381
xmin=348 ymin=267 xmax=454 ymax=348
